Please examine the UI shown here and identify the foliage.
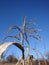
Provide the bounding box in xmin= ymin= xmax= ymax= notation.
xmin=6 ymin=55 xmax=18 ymax=63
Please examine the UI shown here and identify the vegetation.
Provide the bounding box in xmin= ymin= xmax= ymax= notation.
xmin=0 ymin=17 xmax=48 ymax=65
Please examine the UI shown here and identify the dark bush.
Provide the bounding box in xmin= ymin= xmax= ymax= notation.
xmin=6 ymin=55 xmax=18 ymax=63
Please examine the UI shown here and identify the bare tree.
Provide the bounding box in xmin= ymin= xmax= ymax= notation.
xmin=3 ymin=17 xmax=41 ymax=45
xmin=1 ymin=17 xmax=41 ymax=65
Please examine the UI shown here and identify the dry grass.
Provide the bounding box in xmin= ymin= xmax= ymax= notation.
xmin=0 ymin=60 xmax=49 ymax=65
xmin=0 ymin=62 xmax=16 ymax=65
xmin=0 ymin=55 xmax=48 ymax=65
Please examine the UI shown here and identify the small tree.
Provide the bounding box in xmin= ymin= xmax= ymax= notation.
xmin=6 ymin=55 xmax=18 ymax=63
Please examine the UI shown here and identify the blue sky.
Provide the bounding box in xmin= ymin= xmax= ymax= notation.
xmin=0 ymin=0 xmax=49 ymax=59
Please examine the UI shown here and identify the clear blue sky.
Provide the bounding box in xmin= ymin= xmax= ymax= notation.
xmin=0 ymin=0 xmax=49 ymax=59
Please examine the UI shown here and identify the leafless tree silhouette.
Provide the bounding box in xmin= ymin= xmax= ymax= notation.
xmin=1 ymin=17 xmax=43 ymax=65
xmin=3 ymin=17 xmax=41 ymax=46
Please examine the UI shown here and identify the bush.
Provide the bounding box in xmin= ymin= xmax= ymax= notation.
xmin=6 ymin=55 xmax=18 ymax=63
